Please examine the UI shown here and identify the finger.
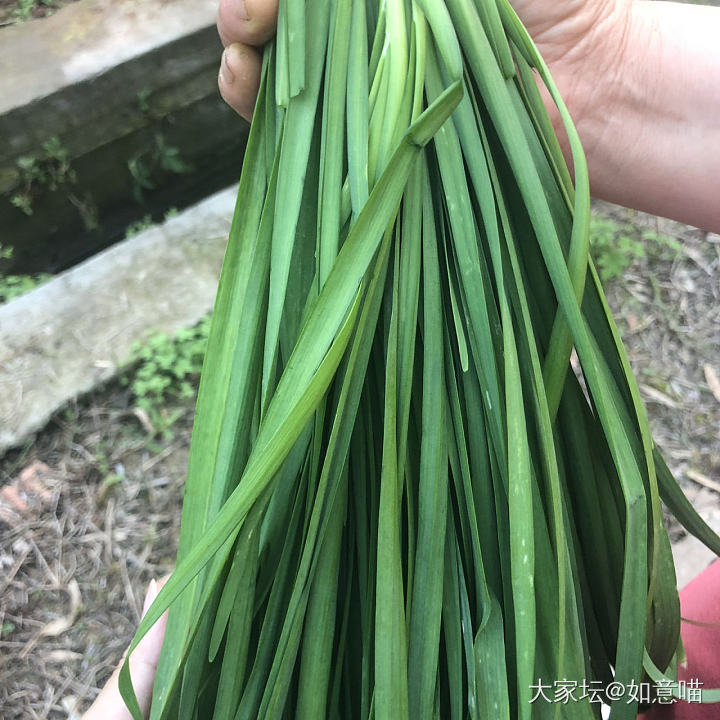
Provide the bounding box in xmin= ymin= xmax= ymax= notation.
xmin=129 ymin=576 xmax=170 ymax=717
xmin=134 ymin=575 xmax=170 ymax=670
xmin=217 ymin=0 xmax=278 ymax=47
xmin=218 ymin=43 xmax=262 ymax=121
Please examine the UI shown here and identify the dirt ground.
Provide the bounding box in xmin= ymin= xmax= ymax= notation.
xmin=0 ymin=389 xmax=190 ymax=718
xmin=1 ymin=205 xmax=719 ymax=718
xmin=598 ymin=204 xmax=720 ymax=546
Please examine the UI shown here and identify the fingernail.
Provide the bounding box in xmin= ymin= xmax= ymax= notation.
xmin=220 ymin=48 xmax=236 ymax=85
xmin=237 ymin=0 xmax=249 ymax=20
xmin=142 ymin=578 xmax=158 ymax=617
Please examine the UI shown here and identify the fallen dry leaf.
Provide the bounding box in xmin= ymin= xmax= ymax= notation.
xmin=704 ymin=365 xmax=720 ymax=404
xmin=639 ymin=384 xmax=680 ymax=409
xmin=21 ymin=579 xmax=82 ymax=658
xmin=133 ymin=407 xmax=155 ymax=435
xmin=685 ymin=469 xmax=720 ymax=496
xmin=45 ymin=649 xmax=83 ymax=663
xmin=39 ymin=579 xmax=82 ymax=638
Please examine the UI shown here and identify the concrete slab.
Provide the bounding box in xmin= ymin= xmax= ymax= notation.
xmin=0 ymin=184 xmax=237 ymax=455
xmin=0 ymin=0 xmax=219 ymax=116
xmin=0 ymin=0 xmax=247 ymax=274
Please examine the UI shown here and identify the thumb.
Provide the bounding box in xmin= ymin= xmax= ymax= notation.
xmin=127 ymin=575 xmax=171 ymax=716
xmin=134 ymin=576 xmax=170 ymax=671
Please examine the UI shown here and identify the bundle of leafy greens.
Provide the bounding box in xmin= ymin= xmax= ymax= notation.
xmin=120 ymin=1 xmax=720 ymax=718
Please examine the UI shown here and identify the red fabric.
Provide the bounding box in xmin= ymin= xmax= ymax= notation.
xmin=642 ymin=560 xmax=720 ymax=719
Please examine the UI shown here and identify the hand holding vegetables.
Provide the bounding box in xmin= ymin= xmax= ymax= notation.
xmin=77 ymin=2 xmax=720 ymax=718
xmin=111 ymin=1 xmax=720 ymax=718
xmin=215 ymin=0 xmax=620 ymax=120
xmin=217 ymin=0 xmax=720 ymax=232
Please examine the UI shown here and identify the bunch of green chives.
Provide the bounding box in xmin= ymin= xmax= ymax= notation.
xmin=120 ymin=1 xmax=720 ymax=718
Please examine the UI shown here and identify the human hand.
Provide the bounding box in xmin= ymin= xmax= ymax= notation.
xmin=82 ymin=577 xmax=170 ymax=720
xmin=216 ymin=0 xmax=277 ymax=120
xmin=216 ymin=0 xmax=631 ymax=121
xmin=508 ymin=0 xmax=632 ymax=147
xmin=507 ymin=0 xmax=630 ymax=68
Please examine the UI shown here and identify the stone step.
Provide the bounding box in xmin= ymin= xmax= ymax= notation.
xmin=0 ymin=184 xmax=237 ymax=456
xmin=0 ymin=0 xmax=247 ymax=274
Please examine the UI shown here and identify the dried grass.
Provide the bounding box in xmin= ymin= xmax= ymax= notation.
xmin=0 ymin=386 xmax=190 ymax=718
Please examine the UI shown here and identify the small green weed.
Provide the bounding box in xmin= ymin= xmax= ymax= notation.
xmin=123 ymin=316 xmax=210 ymax=437
xmin=128 ymin=134 xmax=191 ymax=203
xmin=10 ymin=136 xmax=97 ymax=229
xmin=136 ymin=89 xmax=153 ymax=115
xmin=123 ymin=208 xmax=179 ymax=240
xmin=11 ymin=137 xmax=76 ymax=216
xmin=0 ymin=274 xmax=52 ymax=303
xmin=1 ymin=623 xmax=15 ymax=638
xmin=590 ymin=215 xmax=682 ymax=281
xmin=125 ymin=215 xmax=154 ymax=240
xmin=10 ymin=0 xmax=54 ymax=22
xmin=12 ymin=0 xmax=34 ymax=20
xmin=0 ymin=244 xmax=51 ymax=304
